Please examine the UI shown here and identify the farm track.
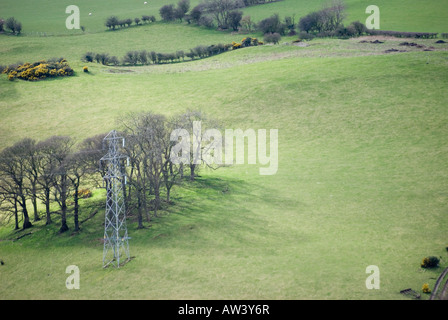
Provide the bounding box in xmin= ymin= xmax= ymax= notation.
xmin=430 ymin=266 xmax=448 ymax=300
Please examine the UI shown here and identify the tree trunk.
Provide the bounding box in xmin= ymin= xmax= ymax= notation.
xmin=21 ymin=195 xmax=33 ymax=230
xmin=32 ymin=195 xmax=40 ymax=221
xmin=154 ymin=179 xmax=160 ymax=217
xmin=59 ymin=181 xmax=69 ymax=233
xmin=14 ymin=198 xmax=19 ymax=230
xmin=137 ymin=193 xmax=143 ymax=229
xmin=44 ymin=188 xmax=52 ymax=225
xmin=166 ymin=185 xmax=171 ymax=203
xmin=59 ymin=201 xmax=69 ymax=233
xmin=190 ymin=164 xmax=195 ymax=181
xmin=73 ymin=186 xmax=79 ymax=232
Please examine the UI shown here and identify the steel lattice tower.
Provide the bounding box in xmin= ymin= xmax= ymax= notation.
xmin=101 ymin=130 xmax=130 ymax=268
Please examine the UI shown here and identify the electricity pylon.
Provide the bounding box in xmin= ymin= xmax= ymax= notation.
xmin=101 ymin=130 xmax=130 ymax=268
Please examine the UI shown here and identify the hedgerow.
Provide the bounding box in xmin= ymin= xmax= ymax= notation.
xmin=81 ymin=39 xmax=260 ymax=67
xmin=106 ymin=15 xmax=156 ymax=30
xmin=366 ymin=29 xmax=438 ymax=39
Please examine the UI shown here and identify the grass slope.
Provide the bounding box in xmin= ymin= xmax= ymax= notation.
xmin=0 ymin=0 xmax=448 ymax=300
xmin=0 ymin=0 xmax=447 ymax=34
xmin=1 ymin=43 xmax=448 ymax=298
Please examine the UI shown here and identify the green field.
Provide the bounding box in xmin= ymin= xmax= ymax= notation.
xmin=1 ymin=0 xmax=448 ymax=300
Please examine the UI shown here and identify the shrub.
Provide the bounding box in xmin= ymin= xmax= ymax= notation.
xmin=298 ymin=11 xmax=321 ymax=34
xmin=350 ymin=21 xmax=367 ymax=36
xmin=94 ymin=53 xmax=110 ymax=65
xmin=176 ymin=50 xmax=185 ymax=61
xmin=83 ymin=66 xmax=88 ymax=73
xmin=263 ymin=32 xmax=281 ymax=44
xmin=442 ymin=33 xmax=448 ymax=39
xmin=334 ymin=24 xmax=356 ymax=39
xmin=138 ymin=50 xmax=148 ymax=65
xmin=5 ymin=17 xmax=22 ymax=35
xmin=15 ymin=21 xmax=22 ymax=34
xmin=298 ymin=3 xmax=345 ymax=35
xmin=123 ymin=51 xmax=139 ymax=65
xmin=118 ymin=19 xmax=126 ymax=28
xmin=232 ymin=41 xmax=242 ymax=50
xmin=241 ymin=37 xmax=252 ymax=47
xmin=241 ymin=15 xmax=254 ymax=32
xmin=298 ymin=31 xmax=315 ymax=40
xmin=198 ymin=15 xmax=214 ymax=28
xmin=149 ymin=51 xmax=157 ymax=64
xmin=177 ymin=0 xmax=190 ymax=16
xmin=105 ymin=16 xmax=119 ymax=30
xmin=258 ymin=14 xmax=285 ymax=35
xmin=228 ymin=10 xmax=243 ymax=31
xmin=134 ymin=17 xmax=141 ymax=25
xmin=421 ymin=256 xmax=440 ymax=268
xmin=174 ymin=8 xmax=185 ymax=22
xmin=0 ymin=18 xmax=4 ymax=32
xmin=422 ymin=283 xmax=431 ymax=294
xmin=108 ymin=56 xmax=120 ymax=66
xmin=82 ymin=52 xmax=95 ymax=63
xmin=160 ymin=4 xmax=175 ymax=21
xmin=190 ymin=4 xmax=205 ymax=24
xmin=284 ymin=15 xmax=296 ymax=33
xmin=75 ymin=188 xmax=92 ymax=199
xmin=5 ymin=59 xmax=74 ymax=81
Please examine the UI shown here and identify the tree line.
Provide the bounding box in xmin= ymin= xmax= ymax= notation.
xmin=81 ymin=38 xmax=263 ymax=67
xmin=105 ymin=14 xmax=156 ymax=30
xmin=0 ymin=110 xmax=218 ymax=233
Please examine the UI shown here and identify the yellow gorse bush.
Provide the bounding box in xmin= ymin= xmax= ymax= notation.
xmin=73 ymin=188 xmax=92 ymax=199
xmin=5 ymin=59 xmax=74 ymax=81
xmin=422 ymin=283 xmax=431 ymax=293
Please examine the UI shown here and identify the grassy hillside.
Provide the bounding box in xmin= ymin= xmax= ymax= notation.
xmin=0 ymin=0 xmax=448 ymax=300
xmin=1 ymin=0 xmax=448 ymax=34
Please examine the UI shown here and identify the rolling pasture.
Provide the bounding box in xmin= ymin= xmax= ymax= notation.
xmin=0 ymin=0 xmax=447 ymax=299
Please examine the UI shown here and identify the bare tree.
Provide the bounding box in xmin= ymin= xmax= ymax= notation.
xmin=321 ymin=0 xmax=346 ymax=31
xmin=65 ymin=135 xmax=106 ymax=232
xmin=241 ymin=15 xmax=254 ymax=32
xmin=172 ymin=110 xmax=222 ymax=181
xmin=0 ymin=179 xmax=20 ymax=230
xmin=132 ymin=113 xmax=166 ymax=217
xmin=120 ymin=112 xmax=179 ymax=224
xmin=35 ymin=137 xmax=64 ymax=225
xmin=204 ymin=0 xmax=244 ymax=29
xmin=49 ymin=136 xmax=73 ymax=233
xmin=22 ymin=139 xmax=41 ymax=222
xmin=123 ymin=132 xmax=148 ymax=229
xmin=161 ymin=117 xmax=184 ymax=203
xmin=0 ymin=139 xmax=34 ymax=229
xmin=79 ymin=133 xmax=108 ymax=187
xmin=64 ymin=152 xmax=90 ymax=232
